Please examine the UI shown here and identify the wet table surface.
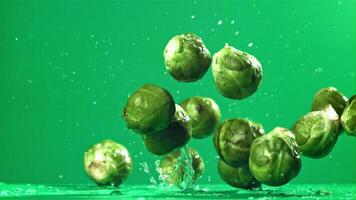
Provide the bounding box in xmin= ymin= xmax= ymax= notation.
xmin=0 ymin=183 xmax=355 ymax=199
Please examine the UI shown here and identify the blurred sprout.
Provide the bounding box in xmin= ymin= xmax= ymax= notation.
xmin=163 ymin=33 xmax=211 ymax=82
xmin=341 ymin=95 xmax=356 ymax=136
xmin=249 ymin=127 xmax=301 ymax=186
xmin=122 ymin=84 xmax=175 ymax=135
xmin=213 ymin=118 xmax=264 ymax=167
xmin=83 ymin=140 xmax=132 ymax=186
xmin=292 ymin=105 xmax=339 ymax=158
xmin=180 ymin=96 xmax=221 ymax=139
xmin=212 ymin=44 xmax=262 ymax=99
xmin=311 ymin=87 xmax=347 ymax=117
xmin=142 ymin=105 xmax=191 ymax=156
xmin=218 ymin=159 xmax=260 ymax=190
xmin=159 ymin=147 xmax=204 ymax=188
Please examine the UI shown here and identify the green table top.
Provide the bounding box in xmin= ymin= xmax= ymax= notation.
xmin=0 ymin=183 xmax=355 ymax=200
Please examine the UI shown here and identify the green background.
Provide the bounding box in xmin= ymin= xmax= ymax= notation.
xmin=0 ymin=0 xmax=355 ymax=186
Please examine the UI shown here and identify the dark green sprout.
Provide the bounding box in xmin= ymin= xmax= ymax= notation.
xmin=122 ymin=84 xmax=175 ymax=135
xmin=213 ymin=118 xmax=264 ymax=167
xmin=311 ymin=87 xmax=347 ymax=117
xmin=142 ymin=105 xmax=191 ymax=156
xmin=218 ymin=158 xmax=260 ymax=190
xmin=341 ymin=95 xmax=356 ymax=136
xmin=180 ymin=96 xmax=221 ymax=139
xmin=292 ymin=105 xmax=339 ymax=158
xmin=249 ymin=127 xmax=301 ymax=186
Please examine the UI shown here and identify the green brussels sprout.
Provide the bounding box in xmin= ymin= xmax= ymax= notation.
xmin=213 ymin=118 xmax=264 ymax=167
xmin=180 ymin=96 xmax=221 ymax=139
xmin=212 ymin=44 xmax=262 ymax=99
xmin=341 ymin=95 xmax=356 ymax=136
xmin=311 ymin=87 xmax=347 ymax=117
xmin=163 ymin=33 xmax=211 ymax=82
xmin=142 ymin=105 xmax=191 ymax=155
xmin=292 ymin=105 xmax=339 ymax=158
xmin=159 ymin=147 xmax=204 ymax=187
xmin=122 ymin=84 xmax=175 ymax=135
xmin=83 ymin=140 xmax=132 ymax=186
xmin=218 ymin=159 xmax=260 ymax=190
xmin=249 ymin=127 xmax=301 ymax=186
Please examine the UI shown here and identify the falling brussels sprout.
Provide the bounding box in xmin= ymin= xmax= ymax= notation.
xmin=142 ymin=105 xmax=191 ymax=156
xmin=341 ymin=95 xmax=356 ymax=136
xmin=249 ymin=127 xmax=301 ymax=186
xmin=213 ymin=118 xmax=264 ymax=167
xmin=218 ymin=159 xmax=260 ymax=190
xmin=122 ymin=84 xmax=176 ymax=135
xmin=311 ymin=87 xmax=347 ymax=117
xmin=159 ymin=147 xmax=204 ymax=188
xmin=212 ymin=44 xmax=262 ymax=99
xmin=180 ymin=96 xmax=221 ymax=139
xmin=163 ymin=33 xmax=211 ymax=82
xmin=292 ymin=105 xmax=339 ymax=158
xmin=83 ymin=140 xmax=132 ymax=186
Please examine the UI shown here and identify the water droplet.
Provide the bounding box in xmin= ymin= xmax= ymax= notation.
xmin=230 ymin=20 xmax=235 ymax=24
xmin=217 ymin=20 xmax=223 ymax=25
xmin=191 ymin=15 xmax=196 ymax=19
xmin=234 ymin=31 xmax=239 ymax=36
xmin=92 ymin=101 xmax=97 ymax=105
xmin=58 ymin=174 xmax=64 ymax=179
xmin=314 ymin=67 xmax=323 ymax=73
xmin=15 ymin=37 xmax=18 ymax=41
xmin=28 ymin=80 xmax=33 ymax=84
xmin=248 ymin=42 xmax=254 ymax=47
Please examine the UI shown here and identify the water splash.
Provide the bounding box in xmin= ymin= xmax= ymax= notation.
xmin=177 ymin=146 xmax=194 ymax=191
xmin=139 ymin=162 xmax=158 ymax=186
xmin=155 ymin=146 xmax=195 ymax=191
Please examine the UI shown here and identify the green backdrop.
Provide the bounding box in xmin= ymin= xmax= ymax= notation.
xmin=0 ymin=0 xmax=355 ymax=185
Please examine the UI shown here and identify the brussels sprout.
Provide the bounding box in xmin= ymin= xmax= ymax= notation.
xmin=163 ymin=33 xmax=211 ymax=82
xmin=218 ymin=159 xmax=260 ymax=190
xmin=311 ymin=87 xmax=347 ymax=117
xmin=341 ymin=95 xmax=356 ymax=136
xmin=122 ymin=84 xmax=175 ymax=135
xmin=83 ymin=140 xmax=132 ymax=186
xmin=292 ymin=105 xmax=339 ymax=158
xmin=142 ymin=105 xmax=191 ymax=155
xmin=212 ymin=44 xmax=262 ymax=99
xmin=249 ymin=127 xmax=301 ymax=186
xmin=180 ymin=96 xmax=221 ymax=139
xmin=213 ymin=118 xmax=264 ymax=167
xmin=159 ymin=147 xmax=204 ymax=187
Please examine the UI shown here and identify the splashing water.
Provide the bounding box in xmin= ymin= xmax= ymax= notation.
xmin=176 ymin=146 xmax=195 ymax=191
xmin=139 ymin=162 xmax=158 ymax=186
xmin=155 ymin=146 xmax=195 ymax=191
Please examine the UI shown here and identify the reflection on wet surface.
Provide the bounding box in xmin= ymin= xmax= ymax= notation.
xmin=0 ymin=183 xmax=355 ymax=199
